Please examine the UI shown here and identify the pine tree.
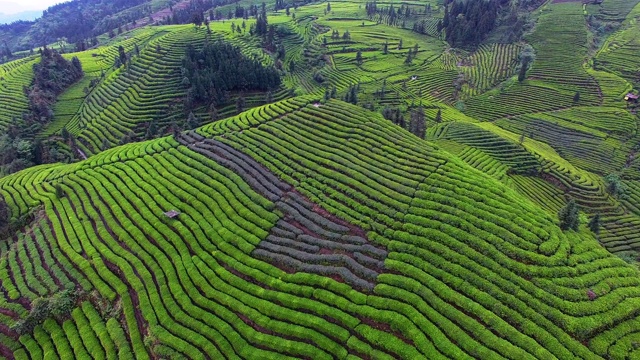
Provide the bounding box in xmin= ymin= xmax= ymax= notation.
xmin=435 ymin=109 xmax=442 ymax=123
xmin=518 ymin=58 xmax=529 ymax=82
xmin=558 ymin=199 xmax=580 ymax=231
xmin=55 ymin=184 xmax=65 ymax=199
xmin=382 ymin=41 xmax=388 ymax=54
xmin=210 ymin=106 xmax=218 ymax=121
xmin=236 ymin=96 xmax=246 ymax=113
xmin=187 ymin=112 xmax=199 ymax=129
xmin=146 ymin=121 xmax=157 ymax=139
xmin=344 ymin=85 xmax=358 ymax=104
xmin=0 ymin=192 xmax=9 ymax=227
xmin=404 ymin=49 xmax=413 ymax=64
xmin=356 ymin=50 xmax=363 ymax=65
xmin=588 ymin=213 xmax=601 ymax=235
xmin=573 ymin=91 xmax=580 ymax=103
xmin=61 ymin=127 xmax=70 ymax=142
xmin=118 ymin=46 xmax=127 ymax=66
xmin=410 ymin=106 xmax=426 ymax=139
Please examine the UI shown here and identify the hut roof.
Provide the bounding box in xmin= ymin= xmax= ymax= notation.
xmin=164 ymin=210 xmax=180 ymax=218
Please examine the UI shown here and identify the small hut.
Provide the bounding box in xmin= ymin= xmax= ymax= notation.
xmin=624 ymin=93 xmax=639 ymax=102
xmin=164 ymin=210 xmax=181 ymax=219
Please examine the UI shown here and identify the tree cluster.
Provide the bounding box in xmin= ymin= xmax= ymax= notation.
xmin=11 ymin=290 xmax=80 ymax=335
xmin=254 ymin=9 xmax=269 ymax=36
xmin=182 ymin=41 xmax=281 ymax=109
xmin=160 ymin=0 xmax=221 ymax=25
xmin=343 ymin=85 xmax=359 ymax=104
xmin=381 ymin=107 xmax=405 ymax=128
xmin=365 ymin=2 xmax=415 ymax=26
xmin=0 ymin=119 xmax=70 ymax=173
xmin=25 ymin=47 xmax=83 ymax=125
xmin=443 ymin=0 xmax=499 ymax=48
xmin=605 ymin=173 xmax=628 ymax=199
xmin=517 ymin=45 xmax=535 ymax=82
xmin=329 ymin=29 xmax=351 ymax=41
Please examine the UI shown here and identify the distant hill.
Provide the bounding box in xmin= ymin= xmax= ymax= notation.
xmin=0 ymin=0 xmax=150 ymax=52
xmin=0 ymin=10 xmax=41 ymax=24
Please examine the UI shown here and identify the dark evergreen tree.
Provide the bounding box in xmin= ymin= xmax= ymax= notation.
xmin=404 ymin=49 xmax=413 ymax=64
xmin=558 ymin=199 xmax=580 ymax=231
xmin=187 ymin=112 xmax=199 ymax=129
xmin=435 ymin=109 xmax=442 ymax=123
xmin=588 ymin=213 xmax=601 ymax=235
xmin=344 ymin=85 xmax=358 ymax=104
xmin=356 ymin=50 xmax=363 ymax=64
xmin=410 ymin=106 xmax=426 ymax=139
xmin=0 ymin=195 xmax=9 ymax=228
xmin=518 ymin=58 xmax=529 ymax=82
xmin=55 ymin=184 xmax=65 ymax=199
xmin=236 ymin=96 xmax=246 ymax=113
xmin=118 ymin=45 xmax=127 ymax=66
xmin=146 ymin=121 xmax=157 ymax=139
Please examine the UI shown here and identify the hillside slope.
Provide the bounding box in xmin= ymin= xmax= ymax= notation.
xmin=1 ymin=98 xmax=640 ymax=359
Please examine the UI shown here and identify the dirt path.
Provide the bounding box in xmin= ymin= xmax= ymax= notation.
xmin=77 ymin=148 xmax=87 ymax=160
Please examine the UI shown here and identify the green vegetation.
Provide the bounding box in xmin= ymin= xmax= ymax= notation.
xmin=1 ymin=0 xmax=640 ymax=358
xmin=0 ymin=99 xmax=637 ymax=359
xmin=182 ymin=40 xmax=281 ymax=108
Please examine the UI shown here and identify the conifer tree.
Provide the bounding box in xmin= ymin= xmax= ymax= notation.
xmin=187 ymin=112 xmax=199 ymax=129
xmin=146 ymin=121 xmax=157 ymax=139
xmin=588 ymin=213 xmax=601 ymax=235
xmin=558 ymin=199 xmax=580 ymax=231
xmin=55 ymin=184 xmax=65 ymax=199
xmin=410 ymin=106 xmax=426 ymax=139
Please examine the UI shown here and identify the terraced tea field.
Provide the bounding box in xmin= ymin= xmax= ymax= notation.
xmin=2 ymin=0 xmax=640 ymax=358
xmin=1 ymin=99 xmax=640 ymax=359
